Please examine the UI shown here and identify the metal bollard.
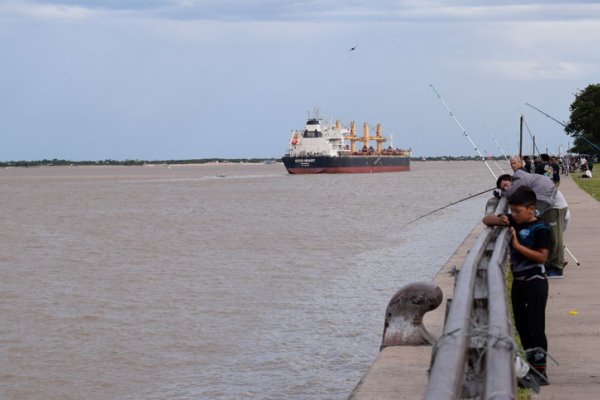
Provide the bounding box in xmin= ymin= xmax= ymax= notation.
xmin=380 ymin=282 xmax=443 ymax=348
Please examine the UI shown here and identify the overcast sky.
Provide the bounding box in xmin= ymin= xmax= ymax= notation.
xmin=1 ymin=1 xmax=599 ymax=160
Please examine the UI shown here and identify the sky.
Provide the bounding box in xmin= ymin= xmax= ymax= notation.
xmin=1 ymin=1 xmax=600 ymax=161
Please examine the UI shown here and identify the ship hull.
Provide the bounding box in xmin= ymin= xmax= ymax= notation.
xmin=282 ymin=155 xmax=410 ymax=174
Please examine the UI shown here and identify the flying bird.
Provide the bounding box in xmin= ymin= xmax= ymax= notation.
xmin=348 ymin=46 xmax=358 ymax=52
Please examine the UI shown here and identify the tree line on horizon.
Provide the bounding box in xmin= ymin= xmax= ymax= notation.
xmin=0 ymin=158 xmax=274 ymax=167
xmin=0 ymin=156 xmax=519 ymax=168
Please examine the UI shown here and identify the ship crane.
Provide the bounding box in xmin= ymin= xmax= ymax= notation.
xmin=343 ymin=121 xmax=360 ymax=153
xmin=371 ymin=123 xmax=387 ymax=154
xmin=344 ymin=122 xmax=387 ymax=154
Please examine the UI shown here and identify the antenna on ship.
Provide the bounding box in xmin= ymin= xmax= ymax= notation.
xmin=311 ymin=105 xmax=321 ymax=120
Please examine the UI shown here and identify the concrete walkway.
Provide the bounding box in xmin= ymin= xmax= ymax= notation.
xmin=533 ymin=176 xmax=600 ymax=399
xmin=349 ymin=175 xmax=600 ymax=399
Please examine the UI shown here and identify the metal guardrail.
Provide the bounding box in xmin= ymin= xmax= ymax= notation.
xmin=484 ymin=226 xmax=514 ymax=399
xmin=424 ymin=196 xmax=515 ymax=399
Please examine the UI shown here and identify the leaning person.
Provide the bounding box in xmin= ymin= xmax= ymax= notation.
xmin=502 ymin=157 xmax=568 ymax=278
xmin=483 ymin=186 xmax=550 ymax=387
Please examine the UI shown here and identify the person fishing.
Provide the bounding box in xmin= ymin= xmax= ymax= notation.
xmin=483 ymin=186 xmax=551 ymax=388
xmin=497 ymin=156 xmax=569 ymax=278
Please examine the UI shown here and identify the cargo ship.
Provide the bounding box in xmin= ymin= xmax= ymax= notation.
xmin=282 ymin=111 xmax=411 ymax=174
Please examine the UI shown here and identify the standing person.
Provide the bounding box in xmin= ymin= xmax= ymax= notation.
xmin=523 ymin=155 xmax=533 ymax=173
xmin=550 ymin=156 xmax=560 ymax=187
xmin=562 ymin=154 xmax=569 ymax=176
xmin=499 ymin=157 xmax=569 ymax=278
xmin=535 ymin=153 xmax=553 ymax=178
xmin=483 ymin=186 xmax=550 ymax=386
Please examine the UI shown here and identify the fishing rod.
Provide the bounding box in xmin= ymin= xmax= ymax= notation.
xmin=525 ymin=102 xmax=585 ymax=266
xmin=564 ymin=246 xmax=580 ymax=266
xmin=430 ymin=84 xmax=498 ymax=179
xmin=525 ymin=103 xmax=600 ymax=153
xmin=525 ymin=102 xmax=567 ymax=128
xmin=398 ymin=187 xmax=495 ymax=229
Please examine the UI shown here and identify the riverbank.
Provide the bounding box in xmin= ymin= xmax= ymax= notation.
xmin=348 ymin=220 xmax=485 ymax=399
xmin=349 ymin=174 xmax=600 ymax=399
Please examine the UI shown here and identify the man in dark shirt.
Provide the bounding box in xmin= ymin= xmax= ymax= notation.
xmin=523 ymin=155 xmax=533 ymax=173
xmin=550 ymin=156 xmax=560 ymax=187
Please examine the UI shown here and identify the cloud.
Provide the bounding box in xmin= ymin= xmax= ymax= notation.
xmin=0 ymin=0 xmax=598 ymax=159
xmin=7 ymin=2 xmax=97 ymax=20
xmin=479 ymin=60 xmax=585 ymax=80
xmin=5 ymin=1 xmax=600 ymax=22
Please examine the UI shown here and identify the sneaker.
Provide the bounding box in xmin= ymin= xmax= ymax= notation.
xmin=547 ymin=268 xmax=564 ymax=279
xmin=518 ymin=369 xmax=550 ymax=392
xmin=517 ymin=371 xmax=541 ymax=393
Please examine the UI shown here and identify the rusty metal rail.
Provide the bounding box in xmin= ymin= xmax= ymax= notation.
xmin=424 ymin=196 xmax=515 ymax=399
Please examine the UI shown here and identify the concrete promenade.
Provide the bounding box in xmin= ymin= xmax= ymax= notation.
xmin=349 ymin=175 xmax=600 ymax=399
xmin=533 ymin=175 xmax=600 ymax=399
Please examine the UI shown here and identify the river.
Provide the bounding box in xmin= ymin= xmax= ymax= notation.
xmin=0 ymin=161 xmax=497 ymax=399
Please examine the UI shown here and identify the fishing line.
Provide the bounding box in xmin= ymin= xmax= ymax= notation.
xmin=525 ymin=103 xmax=600 ymax=152
xmin=399 ymin=187 xmax=495 ymax=229
xmin=430 ymin=84 xmax=498 ymax=179
xmin=522 ymin=117 xmax=541 ymax=155
xmin=483 ymin=123 xmax=510 ymax=164
xmin=484 ymin=149 xmax=507 ymax=175
xmin=483 ymin=123 xmax=510 ymax=174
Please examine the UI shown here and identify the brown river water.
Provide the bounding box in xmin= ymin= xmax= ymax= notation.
xmin=0 ymin=161 xmax=496 ymax=399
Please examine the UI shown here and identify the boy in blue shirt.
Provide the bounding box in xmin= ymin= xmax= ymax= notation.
xmin=483 ymin=186 xmax=551 ymax=387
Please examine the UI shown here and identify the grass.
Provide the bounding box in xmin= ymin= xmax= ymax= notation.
xmin=571 ymin=169 xmax=600 ymax=202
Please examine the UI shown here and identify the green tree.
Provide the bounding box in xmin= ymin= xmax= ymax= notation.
xmin=565 ymin=83 xmax=600 ymax=154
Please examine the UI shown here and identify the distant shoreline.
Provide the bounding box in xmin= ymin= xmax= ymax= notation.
xmin=0 ymin=158 xmax=277 ymax=168
xmin=1 ymin=156 xmax=504 ymax=168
